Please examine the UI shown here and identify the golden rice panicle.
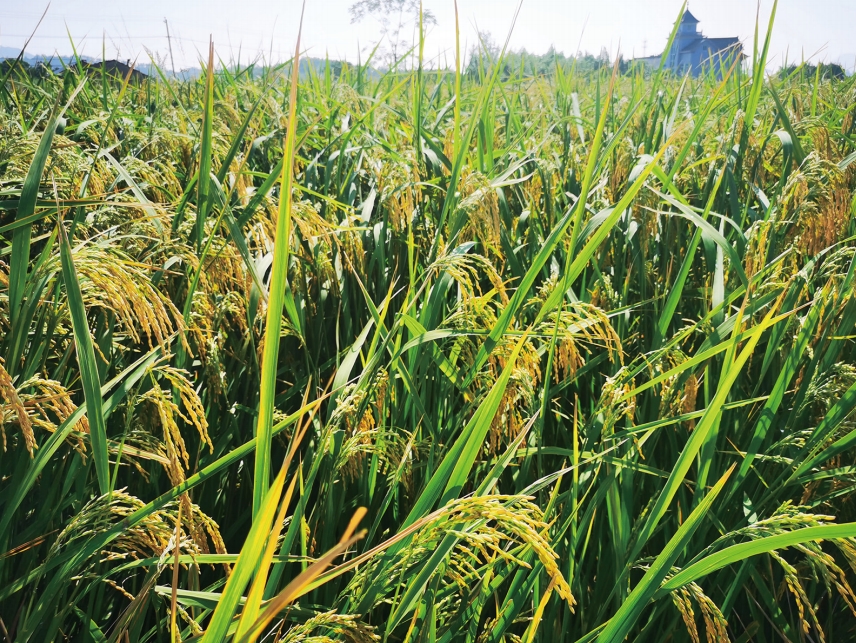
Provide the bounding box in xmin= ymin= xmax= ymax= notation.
xmin=671 ymin=585 xmax=702 ymax=643
xmin=440 ymin=497 xmax=574 ymax=609
xmin=0 ymin=358 xmax=36 ymax=456
xmin=771 ymin=550 xmax=825 ymax=641
xmin=377 ymin=153 xmax=422 ymax=233
xmin=138 ymin=362 xmax=212 ymax=482
xmin=489 ymin=343 xmax=540 ymax=452
xmin=18 ymin=376 xmax=88 ymax=454
xmin=276 ymin=610 xmax=379 ymax=643
xmin=457 ymin=169 xmax=501 ymax=255
xmin=779 ymin=153 xmax=850 ymax=255
xmin=46 ymin=243 xmax=182 ymax=351
xmin=669 ymin=580 xmax=729 ymax=643
xmin=153 ymin=363 xmax=213 ymax=454
xmin=51 ymin=490 xmax=175 ymax=562
xmin=687 ymin=583 xmax=729 ymax=643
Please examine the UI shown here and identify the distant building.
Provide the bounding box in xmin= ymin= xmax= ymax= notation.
xmin=635 ymin=10 xmax=743 ymax=76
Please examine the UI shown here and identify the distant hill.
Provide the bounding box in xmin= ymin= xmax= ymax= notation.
xmin=0 ymin=47 xmax=375 ymax=81
xmin=0 ymin=46 xmax=98 ymax=72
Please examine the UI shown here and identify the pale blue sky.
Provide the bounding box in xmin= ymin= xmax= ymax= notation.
xmin=1 ymin=1 xmax=854 ymax=70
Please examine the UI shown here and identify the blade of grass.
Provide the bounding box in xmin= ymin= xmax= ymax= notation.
xmin=238 ymin=509 xmax=367 ymax=642
xmin=195 ymin=38 xmax=215 ymax=253
xmin=57 ymin=216 xmax=110 ymax=496
xmin=659 ymin=522 xmax=856 ymax=593
xmin=252 ymin=2 xmax=306 ymax=519
xmin=595 ymin=466 xmax=734 ymax=643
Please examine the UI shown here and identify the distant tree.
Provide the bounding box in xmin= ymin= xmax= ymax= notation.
xmin=0 ymin=58 xmax=53 ymax=80
xmin=349 ymin=0 xmax=437 ymax=68
xmin=779 ymin=62 xmax=847 ymax=81
xmin=0 ymin=58 xmax=28 ymax=76
xmin=463 ymin=34 xmax=629 ymax=81
xmin=464 ymin=31 xmax=500 ymax=78
xmin=31 ymin=61 xmax=53 ymax=79
xmin=0 ymin=58 xmax=40 ymax=79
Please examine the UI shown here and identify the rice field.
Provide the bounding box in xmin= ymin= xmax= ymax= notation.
xmin=4 ymin=2 xmax=856 ymax=641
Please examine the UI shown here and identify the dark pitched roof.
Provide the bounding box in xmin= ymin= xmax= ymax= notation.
xmin=681 ymin=36 xmax=741 ymax=54
xmin=681 ymin=9 xmax=700 ymax=24
xmin=701 ymin=37 xmax=741 ymax=49
xmin=81 ymin=59 xmax=148 ymax=81
xmin=700 ymin=38 xmax=744 ymax=60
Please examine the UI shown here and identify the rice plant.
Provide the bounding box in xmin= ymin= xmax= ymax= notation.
xmin=4 ymin=2 xmax=856 ymax=641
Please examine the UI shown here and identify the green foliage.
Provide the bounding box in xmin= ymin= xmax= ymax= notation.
xmin=6 ymin=4 xmax=856 ymax=641
xmin=465 ymin=36 xmax=622 ymax=79
xmin=779 ymin=61 xmax=847 ymax=81
xmin=349 ymin=0 xmax=437 ymax=68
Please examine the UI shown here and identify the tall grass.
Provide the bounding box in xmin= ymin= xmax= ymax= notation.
xmin=4 ymin=5 xmax=856 ymax=641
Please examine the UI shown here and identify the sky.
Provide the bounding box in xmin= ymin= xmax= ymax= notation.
xmin=1 ymin=0 xmax=855 ymax=71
